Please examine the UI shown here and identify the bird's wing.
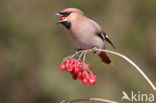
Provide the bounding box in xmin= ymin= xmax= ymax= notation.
xmin=89 ymin=19 xmax=116 ymax=49
xmin=96 ymin=32 xmax=116 ymax=49
xmin=88 ymin=19 xmax=103 ymax=33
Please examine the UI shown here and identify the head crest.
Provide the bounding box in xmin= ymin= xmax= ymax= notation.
xmin=60 ymin=8 xmax=84 ymax=15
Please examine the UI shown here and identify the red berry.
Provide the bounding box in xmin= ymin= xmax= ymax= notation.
xmin=78 ymin=72 xmax=83 ymax=79
xmin=77 ymin=65 xmax=82 ymax=71
xmin=65 ymin=64 xmax=68 ymax=69
xmin=70 ymin=71 xmax=75 ymax=75
xmin=60 ymin=65 xmax=66 ymax=71
xmin=72 ymin=59 xmax=77 ymax=64
xmin=86 ymin=64 xmax=91 ymax=69
xmin=74 ymin=67 xmax=80 ymax=74
xmin=67 ymin=65 xmax=73 ymax=72
xmin=82 ymin=78 xmax=88 ymax=85
xmin=61 ymin=58 xmax=97 ymax=85
xmin=69 ymin=60 xmax=72 ymax=64
xmin=88 ymin=71 xmax=94 ymax=75
xmin=92 ymin=75 xmax=97 ymax=80
xmin=80 ymin=61 xmax=83 ymax=64
xmin=85 ymin=75 xmax=90 ymax=81
xmin=89 ymin=78 xmax=96 ymax=85
xmin=72 ymin=75 xmax=78 ymax=80
xmin=64 ymin=59 xmax=68 ymax=64
xmin=82 ymin=72 xmax=88 ymax=77
xmin=71 ymin=65 xmax=75 ymax=70
xmin=75 ymin=60 xmax=78 ymax=64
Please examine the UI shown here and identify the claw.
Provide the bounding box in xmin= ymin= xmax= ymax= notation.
xmin=75 ymin=48 xmax=82 ymax=55
xmin=92 ymin=47 xmax=98 ymax=54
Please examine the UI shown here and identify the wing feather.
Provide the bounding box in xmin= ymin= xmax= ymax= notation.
xmin=89 ymin=19 xmax=116 ymax=49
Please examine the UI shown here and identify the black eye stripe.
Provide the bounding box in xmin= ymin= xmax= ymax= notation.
xmin=59 ymin=12 xmax=72 ymax=17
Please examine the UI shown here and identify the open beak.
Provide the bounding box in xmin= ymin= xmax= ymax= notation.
xmin=55 ymin=12 xmax=63 ymax=24
xmin=55 ymin=12 xmax=62 ymax=16
xmin=56 ymin=20 xmax=62 ymax=24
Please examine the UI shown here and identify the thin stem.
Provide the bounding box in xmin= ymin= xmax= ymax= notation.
xmin=82 ymin=51 xmax=88 ymax=72
xmin=82 ymin=51 xmax=87 ymax=62
xmin=62 ymin=53 xmax=77 ymax=64
xmin=96 ymin=49 xmax=156 ymax=92
xmin=78 ymin=51 xmax=85 ymax=61
xmin=60 ymin=98 xmax=117 ymax=103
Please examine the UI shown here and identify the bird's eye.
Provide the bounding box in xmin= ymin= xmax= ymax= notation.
xmin=60 ymin=12 xmax=72 ymax=17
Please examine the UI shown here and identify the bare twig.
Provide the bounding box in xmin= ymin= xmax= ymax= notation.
xmin=60 ymin=98 xmax=117 ymax=103
xmin=96 ymin=49 xmax=156 ymax=92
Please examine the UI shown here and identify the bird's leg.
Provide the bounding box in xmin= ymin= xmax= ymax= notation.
xmin=75 ymin=48 xmax=82 ymax=55
xmin=92 ymin=46 xmax=98 ymax=54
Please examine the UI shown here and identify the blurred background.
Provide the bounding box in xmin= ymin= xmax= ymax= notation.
xmin=0 ymin=0 xmax=156 ymax=103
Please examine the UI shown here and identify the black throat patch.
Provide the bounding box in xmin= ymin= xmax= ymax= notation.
xmin=61 ymin=21 xmax=71 ymax=29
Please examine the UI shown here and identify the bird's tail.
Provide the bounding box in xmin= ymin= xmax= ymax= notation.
xmin=98 ymin=51 xmax=113 ymax=65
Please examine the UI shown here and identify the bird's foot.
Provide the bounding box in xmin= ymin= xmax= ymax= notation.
xmin=75 ymin=48 xmax=82 ymax=55
xmin=92 ymin=47 xmax=98 ymax=54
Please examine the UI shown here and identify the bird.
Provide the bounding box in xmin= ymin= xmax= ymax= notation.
xmin=55 ymin=8 xmax=116 ymax=65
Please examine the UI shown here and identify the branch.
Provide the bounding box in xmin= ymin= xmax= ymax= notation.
xmin=96 ymin=49 xmax=156 ymax=93
xmin=60 ymin=98 xmax=118 ymax=103
xmin=60 ymin=49 xmax=156 ymax=103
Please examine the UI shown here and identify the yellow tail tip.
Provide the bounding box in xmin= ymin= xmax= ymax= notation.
xmin=104 ymin=62 xmax=113 ymax=66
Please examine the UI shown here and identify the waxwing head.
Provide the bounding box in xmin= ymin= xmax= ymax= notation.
xmin=55 ymin=8 xmax=84 ymax=29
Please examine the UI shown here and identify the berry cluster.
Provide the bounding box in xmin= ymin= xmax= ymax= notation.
xmin=60 ymin=59 xmax=97 ymax=85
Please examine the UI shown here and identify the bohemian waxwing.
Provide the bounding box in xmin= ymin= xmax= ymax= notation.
xmin=56 ymin=8 xmax=116 ymax=65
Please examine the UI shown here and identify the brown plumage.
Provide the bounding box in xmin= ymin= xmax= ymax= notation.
xmin=56 ymin=8 xmax=115 ymax=64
